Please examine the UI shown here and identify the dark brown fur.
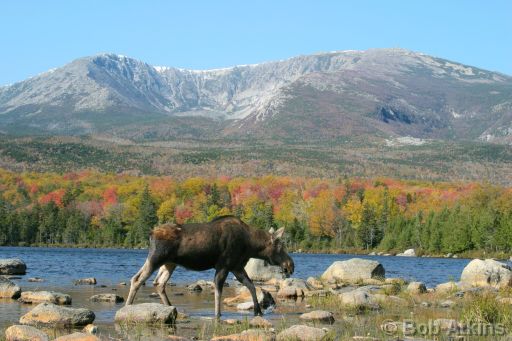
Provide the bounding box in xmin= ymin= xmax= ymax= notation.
xmin=126 ymin=215 xmax=294 ymax=317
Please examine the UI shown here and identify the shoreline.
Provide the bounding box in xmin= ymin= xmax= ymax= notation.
xmin=2 ymin=244 xmax=510 ymax=262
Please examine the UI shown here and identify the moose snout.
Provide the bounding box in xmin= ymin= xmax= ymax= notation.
xmin=282 ymin=260 xmax=294 ymax=277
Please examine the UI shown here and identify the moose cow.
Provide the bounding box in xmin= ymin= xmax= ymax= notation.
xmin=126 ymin=215 xmax=295 ymax=317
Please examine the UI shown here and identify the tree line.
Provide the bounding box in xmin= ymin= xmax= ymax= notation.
xmin=0 ymin=169 xmax=511 ymax=255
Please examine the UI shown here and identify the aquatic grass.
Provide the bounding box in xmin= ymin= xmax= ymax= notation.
xmin=461 ymin=293 xmax=512 ymax=328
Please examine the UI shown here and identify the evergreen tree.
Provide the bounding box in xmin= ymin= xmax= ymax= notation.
xmin=132 ymin=186 xmax=157 ymax=246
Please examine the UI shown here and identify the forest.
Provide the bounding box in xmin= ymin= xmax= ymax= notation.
xmin=0 ymin=168 xmax=511 ymax=256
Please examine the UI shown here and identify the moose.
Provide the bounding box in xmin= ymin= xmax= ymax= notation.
xmin=126 ymin=215 xmax=295 ymax=317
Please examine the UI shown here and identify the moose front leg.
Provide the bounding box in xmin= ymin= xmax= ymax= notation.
xmin=232 ymin=268 xmax=263 ymax=316
xmin=213 ymin=268 xmax=229 ymax=318
xmin=153 ymin=263 xmax=176 ymax=306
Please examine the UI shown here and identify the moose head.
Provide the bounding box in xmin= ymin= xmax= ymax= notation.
xmin=262 ymin=227 xmax=295 ymax=277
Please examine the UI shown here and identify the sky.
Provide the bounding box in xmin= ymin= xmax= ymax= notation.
xmin=0 ymin=0 xmax=511 ymax=85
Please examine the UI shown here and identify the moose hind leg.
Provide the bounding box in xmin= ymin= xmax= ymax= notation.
xmin=213 ymin=268 xmax=229 ymax=318
xmin=233 ymin=269 xmax=263 ymax=316
xmin=154 ymin=263 xmax=176 ymax=306
xmin=126 ymin=259 xmax=156 ymax=305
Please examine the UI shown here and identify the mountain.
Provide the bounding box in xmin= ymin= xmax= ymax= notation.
xmin=1 ymin=48 xmax=511 ymax=144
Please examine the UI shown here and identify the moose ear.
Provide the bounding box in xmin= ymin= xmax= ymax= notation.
xmin=273 ymin=227 xmax=285 ymax=241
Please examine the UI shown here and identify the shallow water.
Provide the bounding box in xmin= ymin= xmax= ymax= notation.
xmin=0 ymin=246 xmax=475 ymax=287
xmin=0 ymin=247 xmax=498 ymax=339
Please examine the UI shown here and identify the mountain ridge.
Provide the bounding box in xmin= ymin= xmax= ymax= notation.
xmin=1 ymin=48 xmax=511 ymax=144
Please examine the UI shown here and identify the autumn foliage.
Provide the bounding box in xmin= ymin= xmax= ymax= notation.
xmin=0 ymin=168 xmax=511 ymax=253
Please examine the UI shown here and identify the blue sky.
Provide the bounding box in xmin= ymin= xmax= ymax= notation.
xmin=0 ymin=0 xmax=510 ymax=85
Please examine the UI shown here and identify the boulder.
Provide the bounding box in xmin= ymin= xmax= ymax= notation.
xmin=0 ymin=277 xmax=21 ymax=299
xmin=74 ymin=278 xmax=96 ymax=285
xmin=397 ymin=249 xmax=416 ymax=257
xmin=276 ymin=325 xmax=327 ymax=341
xmin=0 ymin=258 xmax=26 ymax=275
xmin=212 ymin=329 xmax=275 ymax=341
xmin=249 ymin=316 xmax=273 ymax=328
xmin=114 ymin=303 xmax=177 ymax=324
xmin=299 ymin=310 xmax=335 ymax=324
xmin=187 ymin=280 xmax=215 ymax=292
xmin=19 ymin=291 xmax=71 ymax=305
xmin=460 ymin=259 xmax=512 ymax=288
xmin=54 ymin=333 xmax=100 ymax=341
xmin=372 ymin=294 xmax=408 ymax=306
xmin=306 ymin=277 xmax=324 ymax=290
xmin=406 ymin=282 xmax=427 ymax=294
xmin=435 ymin=281 xmax=459 ymax=294
xmin=321 ymin=258 xmax=385 ymax=283
xmin=277 ymin=278 xmax=308 ymax=298
xmin=224 ymin=287 xmax=275 ymax=309
xmin=89 ymin=293 xmax=124 ymax=303
xmin=5 ymin=325 xmax=49 ymax=341
xmin=244 ymin=258 xmax=285 ymax=282
xmin=82 ymin=324 xmax=98 ymax=334
xmin=20 ymin=303 xmax=95 ymax=326
xmin=338 ymin=289 xmax=379 ymax=310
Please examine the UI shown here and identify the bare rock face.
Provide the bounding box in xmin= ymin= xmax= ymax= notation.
xmin=276 ymin=325 xmax=327 ymax=341
xmin=321 ymin=258 xmax=385 ymax=283
xmin=0 ymin=277 xmax=21 ymax=299
xmin=0 ymin=259 xmax=27 ymax=275
xmin=299 ymin=310 xmax=335 ymax=324
xmin=19 ymin=291 xmax=72 ymax=305
xmin=460 ymin=259 xmax=512 ymax=288
xmin=244 ymin=258 xmax=285 ymax=282
xmin=89 ymin=293 xmax=124 ymax=303
xmin=114 ymin=303 xmax=177 ymax=324
xmin=19 ymin=303 xmax=95 ymax=326
xmin=54 ymin=332 xmax=100 ymax=341
xmin=5 ymin=325 xmax=49 ymax=341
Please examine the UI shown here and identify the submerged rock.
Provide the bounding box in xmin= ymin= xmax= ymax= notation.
xmin=224 ymin=287 xmax=275 ymax=310
xmin=54 ymin=332 xmax=100 ymax=341
xmin=5 ymin=325 xmax=49 ymax=341
xmin=276 ymin=325 xmax=327 ymax=341
xmin=20 ymin=303 xmax=95 ymax=326
xmin=28 ymin=277 xmax=44 ymax=282
xmin=114 ymin=303 xmax=177 ymax=324
xmin=244 ymin=258 xmax=285 ymax=282
xmin=0 ymin=258 xmax=27 ymax=275
xmin=0 ymin=277 xmax=21 ymax=299
xmin=89 ymin=293 xmax=124 ymax=303
xmin=300 ymin=310 xmax=335 ymax=324
xmin=74 ymin=278 xmax=97 ymax=285
xmin=460 ymin=259 xmax=512 ymax=288
xmin=19 ymin=291 xmax=71 ymax=305
xmin=321 ymin=258 xmax=385 ymax=283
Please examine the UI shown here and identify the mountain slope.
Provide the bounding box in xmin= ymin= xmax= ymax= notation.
xmin=1 ymin=49 xmax=511 ymax=143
